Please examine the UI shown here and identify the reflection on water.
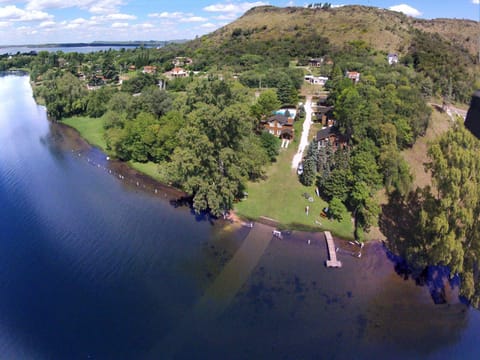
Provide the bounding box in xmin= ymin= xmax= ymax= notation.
xmin=0 ymin=74 xmax=479 ymax=359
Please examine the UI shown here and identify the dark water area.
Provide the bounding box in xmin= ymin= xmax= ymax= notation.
xmin=0 ymin=74 xmax=479 ymax=359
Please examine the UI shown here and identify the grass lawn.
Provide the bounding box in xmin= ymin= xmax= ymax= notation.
xmin=128 ymin=161 xmax=169 ymax=183
xmin=235 ymin=123 xmax=354 ymax=239
xmin=402 ymin=107 xmax=451 ymax=189
xmin=62 ymin=116 xmax=107 ymax=150
xmin=63 ymin=116 xmax=167 ymax=183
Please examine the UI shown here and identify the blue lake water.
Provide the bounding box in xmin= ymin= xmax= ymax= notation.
xmin=0 ymin=46 xmax=143 ymax=55
xmin=1 ymin=74 xmax=480 ymax=359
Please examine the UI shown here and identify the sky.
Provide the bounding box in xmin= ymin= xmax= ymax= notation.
xmin=0 ymin=0 xmax=478 ymax=45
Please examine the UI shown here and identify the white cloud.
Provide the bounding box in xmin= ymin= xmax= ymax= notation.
xmin=89 ymin=0 xmax=124 ymax=14
xmin=111 ymin=22 xmax=128 ymax=28
xmin=105 ymin=13 xmax=136 ymax=20
xmin=203 ymin=1 xmax=269 ymax=13
xmin=39 ymin=20 xmax=55 ymax=27
xmin=213 ymin=13 xmax=238 ymax=20
xmin=149 ymin=12 xmax=208 ymax=23
xmin=26 ymin=0 xmax=124 ymax=14
xmin=91 ymin=13 xmax=136 ymax=22
xmin=148 ymin=11 xmax=184 ymax=19
xmin=135 ymin=23 xmax=154 ymax=29
xmin=200 ymin=22 xmax=217 ymax=28
xmin=473 ymin=0 xmax=479 ymax=4
xmin=0 ymin=5 xmax=52 ymax=21
xmin=389 ymin=4 xmax=422 ymax=17
xmin=180 ymin=16 xmax=208 ymax=23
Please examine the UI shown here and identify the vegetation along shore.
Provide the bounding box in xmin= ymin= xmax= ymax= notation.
xmin=2 ymin=4 xmax=480 ymax=305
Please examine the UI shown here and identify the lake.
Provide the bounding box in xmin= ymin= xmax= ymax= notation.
xmin=1 ymin=74 xmax=479 ymax=359
xmin=0 ymin=45 xmax=146 ymax=55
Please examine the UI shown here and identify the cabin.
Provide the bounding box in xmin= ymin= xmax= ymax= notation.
xmin=165 ymin=67 xmax=189 ymax=79
xmin=172 ymin=57 xmax=193 ymax=67
xmin=313 ymin=105 xmax=335 ymax=127
xmin=387 ymin=53 xmax=399 ymax=65
xmin=316 ymin=126 xmax=347 ymax=150
xmin=345 ymin=71 xmax=360 ymax=84
xmin=309 ymin=58 xmax=324 ymax=67
xmin=263 ymin=114 xmax=295 ymax=140
xmin=143 ymin=66 xmax=157 ymax=74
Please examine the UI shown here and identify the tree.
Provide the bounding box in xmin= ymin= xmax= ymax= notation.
xmin=415 ymin=123 xmax=480 ymax=306
xmin=259 ymin=131 xmax=280 ymax=161
xmin=138 ymin=86 xmax=172 ymax=118
xmin=251 ymin=89 xmax=281 ymax=121
xmin=276 ymin=75 xmax=296 ymax=105
xmin=169 ymin=79 xmax=266 ymax=216
xmin=300 ymin=141 xmax=319 ymax=186
xmin=328 ymin=197 xmax=347 ymax=221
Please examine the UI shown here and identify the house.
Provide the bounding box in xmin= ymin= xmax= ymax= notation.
xmin=165 ymin=67 xmax=189 ymax=79
xmin=304 ymin=75 xmax=329 ymax=86
xmin=172 ymin=57 xmax=193 ymax=67
xmin=262 ymin=114 xmax=295 ymax=139
xmin=309 ymin=58 xmax=324 ymax=67
xmin=313 ymin=105 xmax=335 ymax=126
xmin=345 ymin=71 xmax=360 ymax=84
xmin=387 ymin=53 xmax=399 ymax=65
xmin=316 ymin=126 xmax=347 ymax=149
xmin=143 ymin=66 xmax=157 ymax=74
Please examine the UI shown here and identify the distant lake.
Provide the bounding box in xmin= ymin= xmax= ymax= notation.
xmin=1 ymin=73 xmax=480 ymax=359
xmin=0 ymin=45 xmax=149 ymax=55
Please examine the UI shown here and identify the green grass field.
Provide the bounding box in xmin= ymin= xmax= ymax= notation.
xmin=62 ymin=116 xmax=167 ymax=183
xmin=62 ymin=116 xmax=107 ymax=150
xmin=128 ymin=161 xmax=170 ymax=183
xmin=235 ymin=125 xmax=354 ymax=239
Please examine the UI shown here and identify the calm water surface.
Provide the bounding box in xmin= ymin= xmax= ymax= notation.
xmin=0 ymin=46 xmax=141 ymax=55
xmin=0 ymin=74 xmax=479 ymax=359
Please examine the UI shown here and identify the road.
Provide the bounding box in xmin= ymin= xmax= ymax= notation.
xmin=292 ymin=95 xmax=313 ymax=170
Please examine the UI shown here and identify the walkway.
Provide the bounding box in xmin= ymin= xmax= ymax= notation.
xmin=292 ymin=95 xmax=313 ymax=170
xmin=325 ymin=231 xmax=342 ymax=268
xmin=430 ymin=103 xmax=467 ymax=122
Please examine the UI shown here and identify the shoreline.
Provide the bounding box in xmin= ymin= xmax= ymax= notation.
xmin=58 ymin=119 xmax=383 ymax=241
xmin=54 ymin=122 xmax=188 ymax=201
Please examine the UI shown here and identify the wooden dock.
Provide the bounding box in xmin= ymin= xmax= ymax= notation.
xmin=325 ymin=231 xmax=342 ymax=268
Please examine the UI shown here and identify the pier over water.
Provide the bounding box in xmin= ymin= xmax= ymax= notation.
xmin=325 ymin=231 xmax=342 ymax=268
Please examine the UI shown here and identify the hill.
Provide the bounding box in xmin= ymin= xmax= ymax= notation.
xmin=199 ymin=5 xmax=479 ymax=58
xmin=169 ymin=5 xmax=478 ymax=103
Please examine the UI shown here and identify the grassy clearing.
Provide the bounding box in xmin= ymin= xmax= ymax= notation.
xmin=62 ymin=116 xmax=107 ymax=150
xmin=235 ymin=122 xmax=354 ymax=239
xmin=62 ymin=116 xmax=167 ymax=183
xmin=402 ymin=107 xmax=452 ymax=189
xmin=128 ymin=161 xmax=169 ymax=183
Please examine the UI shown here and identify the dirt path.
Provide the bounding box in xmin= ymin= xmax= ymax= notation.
xmin=292 ymin=95 xmax=313 ymax=170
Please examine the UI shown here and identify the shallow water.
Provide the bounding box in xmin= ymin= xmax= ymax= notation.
xmin=0 ymin=74 xmax=479 ymax=359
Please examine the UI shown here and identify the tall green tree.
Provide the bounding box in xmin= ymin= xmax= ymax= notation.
xmin=417 ymin=123 xmax=480 ymax=305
